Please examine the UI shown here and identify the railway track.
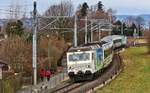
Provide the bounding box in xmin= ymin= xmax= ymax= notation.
xmin=42 ymin=80 xmax=87 ymax=93
xmin=42 ymin=53 xmax=122 ymax=93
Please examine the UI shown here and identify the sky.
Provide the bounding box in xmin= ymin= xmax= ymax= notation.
xmin=0 ymin=0 xmax=150 ymax=18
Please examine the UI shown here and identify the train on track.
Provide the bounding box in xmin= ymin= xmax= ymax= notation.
xmin=101 ymin=35 xmax=127 ymax=49
xmin=66 ymin=35 xmax=127 ymax=81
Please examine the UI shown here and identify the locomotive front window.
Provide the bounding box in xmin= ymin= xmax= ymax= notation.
xmin=69 ymin=53 xmax=90 ymax=62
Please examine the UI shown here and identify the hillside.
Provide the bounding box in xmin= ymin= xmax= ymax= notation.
xmin=116 ymin=14 xmax=150 ymax=27
xmin=116 ymin=14 xmax=150 ymax=21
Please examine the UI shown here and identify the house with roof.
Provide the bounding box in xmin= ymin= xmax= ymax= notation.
xmin=0 ymin=60 xmax=9 ymax=71
xmin=0 ymin=60 xmax=10 ymax=79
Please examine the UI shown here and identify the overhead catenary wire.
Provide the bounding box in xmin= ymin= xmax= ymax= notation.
xmin=0 ymin=4 xmax=32 ymax=7
xmin=0 ymin=9 xmax=31 ymax=14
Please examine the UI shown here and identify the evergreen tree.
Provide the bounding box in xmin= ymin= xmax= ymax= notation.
xmin=112 ymin=20 xmax=122 ymax=35
xmin=122 ymin=22 xmax=126 ymax=35
xmin=131 ymin=23 xmax=137 ymax=30
xmin=114 ymin=20 xmax=122 ymax=25
xmin=6 ymin=20 xmax=24 ymax=37
xmin=114 ymin=20 xmax=122 ymax=32
xmin=135 ymin=16 xmax=144 ymax=36
xmin=98 ymin=1 xmax=103 ymax=11
xmin=123 ymin=23 xmax=126 ymax=29
xmin=81 ymin=2 xmax=89 ymax=17
xmin=16 ymin=20 xmax=24 ymax=36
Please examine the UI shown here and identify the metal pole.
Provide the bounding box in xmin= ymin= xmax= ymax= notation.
xmin=85 ymin=16 xmax=88 ymax=44
xmin=133 ymin=28 xmax=136 ymax=46
xmin=47 ymin=35 xmax=51 ymax=69
xmin=91 ymin=21 xmax=93 ymax=42
xmin=138 ymin=24 xmax=140 ymax=38
xmin=121 ymin=22 xmax=123 ymax=35
xmin=107 ymin=24 xmax=112 ymax=35
xmin=74 ymin=15 xmax=77 ymax=47
xmin=32 ymin=0 xmax=37 ymax=85
xmin=48 ymin=39 xmax=51 ymax=68
xmin=99 ymin=24 xmax=101 ymax=41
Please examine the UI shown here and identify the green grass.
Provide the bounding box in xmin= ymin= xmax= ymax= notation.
xmin=96 ymin=47 xmax=150 ymax=93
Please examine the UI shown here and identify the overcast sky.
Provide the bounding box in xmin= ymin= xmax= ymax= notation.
xmin=0 ymin=0 xmax=150 ymax=18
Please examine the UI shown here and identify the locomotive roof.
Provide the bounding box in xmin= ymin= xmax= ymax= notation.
xmin=83 ymin=41 xmax=107 ymax=46
xmin=68 ymin=41 xmax=107 ymax=52
xmin=101 ymin=35 xmax=124 ymax=42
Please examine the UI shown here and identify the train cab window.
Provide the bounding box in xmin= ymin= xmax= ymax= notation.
xmin=82 ymin=53 xmax=90 ymax=60
xmin=69 ymin=53 xmax=90 ymax=62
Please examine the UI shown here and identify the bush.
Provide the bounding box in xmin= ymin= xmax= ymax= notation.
xmin=0 ymin=73 xmax=23 ymax=93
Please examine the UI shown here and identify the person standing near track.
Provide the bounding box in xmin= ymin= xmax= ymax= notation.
xmin=46 ymin=70 xmax=51 ymax=81
xmin=40 ymin=69 xmax=45 ymax=81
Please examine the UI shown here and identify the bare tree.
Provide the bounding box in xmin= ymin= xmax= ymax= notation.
xmin=8 ymin=0 xmax=23 ymax=20
xmin=89 ymin=5 xmax=97 ymax=13
xmin=135 ymin=16 xmax=145 ymax=26
xmin=125 ymin=16 xmax=135 ymax=27
xmin=107 ymin=8 xmax=117 ymax=23
xmin=44 ymin=1 xmax=73 ymax=16
xmin=135 ymin=16 xmax=145 ymax=36
xmin=39 ymin=0 xmax=74 ymax=35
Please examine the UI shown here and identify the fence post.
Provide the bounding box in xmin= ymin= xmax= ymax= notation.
xmin=0 ymin=80 xmax=2 ymax=93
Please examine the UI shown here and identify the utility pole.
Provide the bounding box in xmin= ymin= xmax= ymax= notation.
xmin=85 ymin=16 xmax=88 ymax=44
xmin=32 ymin=0 xmax=37 ymax=85
xmin=109 ymin=24 xmax=112 ymax=35
xmin=138 ymin=24 xmax=140 ymax=38
xmin=74 ymin=15 xmax=77 ymax=47
xmin=121 ymin=22 xmax=123 ymax=35
xmin=90 ymin=21 xmax=93 ymax=42
xmin=99 ymin=23 xmax=101 ymax=41
xmin=133 ymin=28 xmax=137 ymax=46
xmin=47 ymin=35 xmax=51 ymax=69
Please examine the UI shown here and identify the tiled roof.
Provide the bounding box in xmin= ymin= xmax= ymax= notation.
xmin=0 ymin=60 xmax=8 ymax=66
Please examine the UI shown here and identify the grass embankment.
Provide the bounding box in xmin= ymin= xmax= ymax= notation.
xmin=96 ymin=47 xmax=150 ymax=93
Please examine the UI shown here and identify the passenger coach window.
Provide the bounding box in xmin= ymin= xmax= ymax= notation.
xmin=104 ymin=47 xmax=113 ymax=58
xmin=114 ymin=39 xmax=122 ymax=43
